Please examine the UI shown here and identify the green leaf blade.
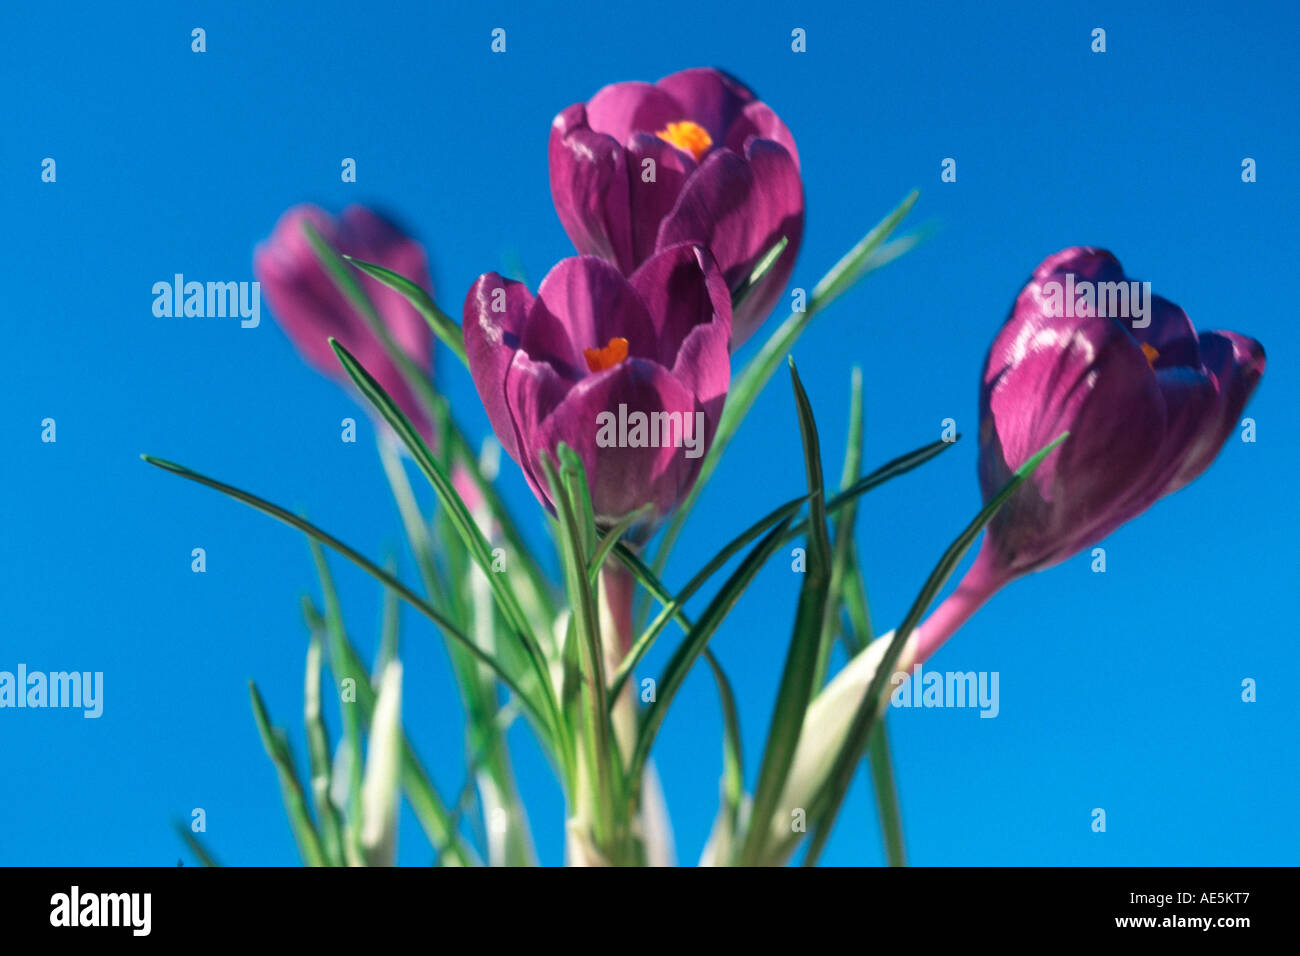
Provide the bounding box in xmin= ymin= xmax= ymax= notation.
xmin=342 ymin=253 xmax=468 ymax=365
xmin=737 ymin=358 xmax=832 ymax=867
xmin=799 ymin=430 xmax=1069 ymax=865
xmin=649 ymin=190 xmax=922 ymax=595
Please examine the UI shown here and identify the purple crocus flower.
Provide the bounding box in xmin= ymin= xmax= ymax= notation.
xmin=549 ymin=67 xmax=802 ymax=348
xmin=910 ymin=246 xmax=1265 ymax=664
xmin=254 ymin=204 xmax=435 ymax=438
xmin=463 ymin=243 xmax=731 ymax=528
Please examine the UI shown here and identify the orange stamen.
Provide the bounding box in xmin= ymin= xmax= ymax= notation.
xmin=584 ymin=336 xmax=629 ymax=373
xmin=655 ymin=120 xmax=713 ymax=162
xmin=1140 ymin=342 xmax=1159 ymax=369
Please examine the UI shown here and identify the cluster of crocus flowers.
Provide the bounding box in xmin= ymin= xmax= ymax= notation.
xmin=909 ymin=246 xmax=1267 ymax=664
xmin=453 ymin=67 xmax=805 ymax=529
xmin=254 ymin=203 xmax=437 ymax=440
xmin=549 ymin=67 xmax=803 ymax=348
xmin=237 ymin=67 xmax=1274 ymax=868
xmin=254 ymin=69 xmax=807 ymax=540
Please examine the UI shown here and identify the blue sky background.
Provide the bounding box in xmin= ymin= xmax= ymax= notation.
xmin=3 ymin=0 xmax=1296 ymax=866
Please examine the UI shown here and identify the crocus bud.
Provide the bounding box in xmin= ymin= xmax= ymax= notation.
xmin=917 ymin=246 xmax=1266 ymax=663
xmin=549 ymin=67 xmax=802 ymax=348
xmin=463 ymin=243 xmax=731 ymax=530
xmin=254 ymin=204 xmax=435 ymax=437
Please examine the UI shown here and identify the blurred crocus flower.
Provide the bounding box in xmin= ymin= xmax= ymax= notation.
xmin=254 ymin=203 xmax=435 ymax=438
xmin=549 ymin=67 xmax=802 ymax=347
xmin=463 ymin=243 xmax=731 ymax=528
xmin=914 ymin=246 xmax=1266 ymax=663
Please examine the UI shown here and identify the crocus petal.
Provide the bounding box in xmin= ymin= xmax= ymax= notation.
xmin=1167 ymin=330 xmax=1265 ymax=491
xmin=584 ymin=81 xmax=684 ymax=145
xmin=727 ymin=100 xmax=800 ymax=169
xmin=521 ymin=358 xmax=705 ymax=523
xmin=979 ymin=314 xmax=1167 ymax=574
xmin=463 ymin=272 xmax=535 ymax=462
xmin=1131 ymin=294 xmax=1200 ymax=369
xmin=671 ymin=319 xmax=731 ymax=429
xmin=655 ymin=67 xmax=755 ymax=147
xmin=549 ymin=106 xmax=637 ymax=273
xmin=501 ymin=348 xmax=578 ymax=503
xmin=655 ymin=141 xmax=803 ymax=346
xmin=625 ymin=133 xmax=696 ymax=265
xmin=1030 ymin=246 xmax=1126 ymax=284
xmin=531 ymin=256 xmax=657 ymax=368
xmin=1138 ymin=365 xmax=1219 ymax=501
xmin=627 ymin=243 xmax=732 ymax=368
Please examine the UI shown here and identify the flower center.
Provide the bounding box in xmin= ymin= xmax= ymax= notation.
xmin=1140 ymin=342 xmax=1159 ymax=369
xmin=583 ymin=336 xmax=629 ymax=373
xmin=655 ymin=120 xmax=713 ymax=162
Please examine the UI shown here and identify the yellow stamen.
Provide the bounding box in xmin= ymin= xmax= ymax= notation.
xmin=584 ymin=336 xmax=629 ymax=373
xmin=1140 ymin=342 xmax=1159 ymax=369
xmin=656 ymin=120 xmax=713 ymax=162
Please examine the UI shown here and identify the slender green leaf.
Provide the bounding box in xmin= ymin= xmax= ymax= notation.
xmin=703 ymin=649 xmax=744 ymax=864
xmin=377 ymin=438 xmax=538 ymax=864
xmin=141 ymin=454 xmax=545 ymax=728
xmin=304 ymin=599 xmax=477 ymax=866
xmin=867 ymin=721 xmax=905 ymax=867
xmin=248 ymin=681 xmax=326 ymax=867
xmin=589 ymin=505 xmax=653 ymax=584
xmin=842 ymin=544 xmax=875 ymax=649
xmin=649 ymin=191 xmax=920 ymax=592
xmin=316 ymin=222 xmax=559 ymax=653
xmin=809 ymin=191 xmax=919 ymax=308
xmin=627 ymin=514 xmax=795 ymax=790
xmin=558 ymin=445 xmax=598 ymax=559
xmin=826 ymin=436 xmax=956 ymax=513
xmin=738 ymin=358 xmax=833 ymax=867
xmin=302 ymin=221 xmax=444 ymax=420
xmin=307 ymin=543 xmax=364 ymax=865
xmin=303 ymin=626 xmax=345 ymax=866
xmin=731 ymin=235 xmax=789 ymax=316
xmin=316 ymin=224 xmax=555 ymax=639
xmin=342 ymin=253 xmax=468 ymax=365
xmin=174 ymin=822 xmax=221 ymax=867
xmin=376 ymin=437 xmax=455 ymax=619
xmin=328 ymin=339 xmax=560 ymax=741
xmin=447 ymin=426 xmax=558 ymax=628
xmin=377 ymin=565 xmax=401 ymax=679
xmin=608 ymin=435 xmax=958 ymax=701
xmin=542 ymin=452 xmax=616 ymax=847
xmin=813 ymin=366 xmax=865 ymax=687
xmin=440 ymin=699 xmax=522 ymax=862
xmin=322 ymin=222 xmax=551 ymax=630
xmin=800 ymin=430 xmax=1069 ymax=865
